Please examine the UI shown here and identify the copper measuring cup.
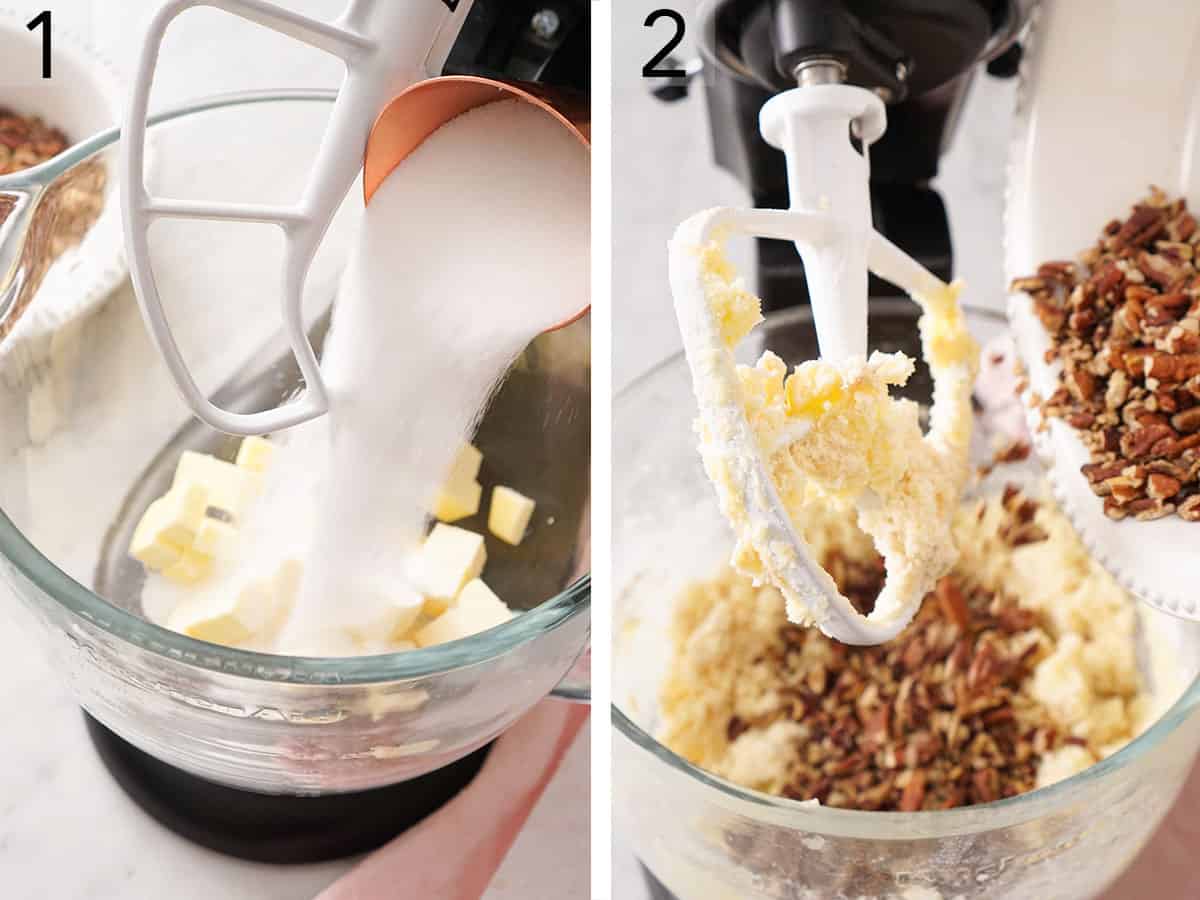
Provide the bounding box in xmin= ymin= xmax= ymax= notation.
xmin=362 ymin=75 xmax=591 ymax=335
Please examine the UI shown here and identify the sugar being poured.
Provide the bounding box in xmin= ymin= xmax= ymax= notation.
xmin=281 ymin=98 xmax=588 ymax=653
xmin=147 ymin=100 xmax=589 ymax=656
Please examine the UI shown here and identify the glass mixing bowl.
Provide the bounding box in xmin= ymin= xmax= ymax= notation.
xmin=0 ymin=92 xmax=589 ymax=794
xmin=613 ymin=303 xmax=1200 ymax=899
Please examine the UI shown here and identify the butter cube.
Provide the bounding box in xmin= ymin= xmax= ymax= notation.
xmin=433 ymin=478 xmax=482 ymax=523
xmin=432 ymin=443 xmax=484 ymax=522
xmin=169 ymin=561 xmax=299 ymax=645
xmin=169 ymin=585 xmax=265 ymax=645
xmin=387 ymin=600 xmax=424 ymax=640
xmin=235 ymin=436 xmax=275 ymax=473
xmin=345 ymin=595 xmax=424 ymax=645
xmin=193 ymin=518 xmax=237 ymax=557
xmin=129 ymin=482 xmax=208 ymax=571
xmin=415 ymin=579 xmax=513 ymax=647
xmin=174 ymin=451 xmax=262 ymax=519
xmin=130 ymin=534 xmax=183 ymax=573
xmin=488 ymin=486 xmax=535 ymax=545
xmin=448 ymin=443 xmax=483 ymax=483
xmin=412 ymin=524 xmax=486 ymax=602
xmin=162 ymin=547 xmax=213 ymax=585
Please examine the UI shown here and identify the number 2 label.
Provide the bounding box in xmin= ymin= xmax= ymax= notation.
xmin=642 ymin=9 xmax=685 ymax=79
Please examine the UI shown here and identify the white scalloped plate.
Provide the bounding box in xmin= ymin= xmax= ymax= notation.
xmin=1005 ymin=2 xmax=1200 ymax=619
xmin=0 ymin=9 xmax=128 ymax=359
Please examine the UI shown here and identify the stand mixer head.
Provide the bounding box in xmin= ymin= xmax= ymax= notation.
xmin=674 ymin=0 xmax=1032 ymax=308
xmin=669 ymin=4 xmax=983 ymax=645
xmin=121 ymin=0 xmax=590 ymax=436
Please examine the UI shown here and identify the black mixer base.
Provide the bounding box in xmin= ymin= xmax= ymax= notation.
xmin=84 ymin=713 xmax=491 ymax=864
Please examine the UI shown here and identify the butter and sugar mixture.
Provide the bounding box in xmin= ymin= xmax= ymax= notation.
xmin=692 ymin=238 xmax=980 ymax=631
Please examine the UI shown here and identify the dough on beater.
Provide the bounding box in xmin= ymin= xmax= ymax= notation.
xmin=693 ymin=238 xmax=979 ymax=631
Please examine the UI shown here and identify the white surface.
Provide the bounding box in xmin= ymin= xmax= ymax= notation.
xmin=611 ymin=0 xmax=1017 ymax=893
xmin=0 ymin=2 xmax=588 ymax=897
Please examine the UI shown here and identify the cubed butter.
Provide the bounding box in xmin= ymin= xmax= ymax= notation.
xmin=193 ymin=518 xmax=237 ymax=557
xmin=130 ymin=534 xmax=183 ymax=573
xmin=412 ymin=524 xmax=486 ymax=602
xmin=345 ymin=595 xmax=424 ymax=644
xmin=433 ymin=477 xmax=482 ymax=523
xmin=488 ymin=486 xmax=536 ymax=545
xmin=388 ymin=599 xmax=424 ymax=640
xmin=129 ymin=482 xmax=209 ymax=571
xmin=174 ymin=451 xmax=262 ymax=519
xmin=235 ymin=436 xmax=275 ymax=473
xmin=169 ymin=584 xmax=266 ymax=645
xmin=432 ymin=443 xmax=484 ymax=522
xmin=168 ymin=561 xmax=299 ymax=645
xmin=415 ymin=579 xmax=513 ymax=647
xmin=162 ymin=547 xmax=213 ymax=585
xmin=422 ymin=596 xmax=450 ymax=617
xmin=448 ymin=443 xmax=483 ymax=484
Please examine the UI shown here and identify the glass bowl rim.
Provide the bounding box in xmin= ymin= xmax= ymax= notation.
xmin=611 ymin=301 xmax=1200 ymax=835
xmin=0 ymin=89 xmax=590 ymax=686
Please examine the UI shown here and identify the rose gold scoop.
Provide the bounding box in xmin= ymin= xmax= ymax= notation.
xmin=363 ymin=75 xmax=591 ymax=334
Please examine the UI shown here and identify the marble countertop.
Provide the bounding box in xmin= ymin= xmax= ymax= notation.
xmin=0 ymin=2 xmax=587 ymax=898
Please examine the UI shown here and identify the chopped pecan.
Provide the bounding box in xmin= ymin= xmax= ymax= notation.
xmin=1112 ymin=205 xmax=1166 ymax=249
xmin=1148 ymin=472 xmax=1182 ymax=499
xmin=1121 ymin=423 xmax=1176 ymax=459
xmin=1144 ymin=353 xmax=1200 ymax=382
xmin=1179 ymin=495 xmax=1200 ymax=521
xmin=1172 ymin=407 xmax=1200 ymax=433
xmin=935 ymin=577 xmax=969 ymax=629
xmin=1066 ymin=369 xmax=1097 ymax=402
xmin=1105 ymin=370 xmax=1131 ymax=409
xmin=1010 ymin=276 xmax=1049 ymax=295
xmin=899 ymin=770 xmax=926 ymax=811
xmin=1104 ymin=497 xmax=1130 ymax=520
xmin=1128 ymin=497 xmax=1175 ymax=520
xmin=752 ymin=494 xmax=1073 ymax=812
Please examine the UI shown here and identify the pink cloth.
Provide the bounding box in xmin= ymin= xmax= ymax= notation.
xmin=317 ymin=700 xmax=589 ymax=900
xmin=1101 ymin=757 xmax=1200 ymax=898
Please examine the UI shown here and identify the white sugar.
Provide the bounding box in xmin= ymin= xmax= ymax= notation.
xmin=280 ymin=99 xmax=588 ymax=650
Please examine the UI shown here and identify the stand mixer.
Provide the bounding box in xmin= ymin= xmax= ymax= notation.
xmin=631 ymin=1 xmax=1200 ymax=897
xmin=0 ymin=0 xmax=590 ymax=865
xmin=666 ymin=0 xmax=1028 ymax=645
xmin=122 ymin=0 xmax=589 ymax=435
xmin=668 ymin=0 xmax=1200 ymax=638
xmin=664 ymin=0 xmax=1030 ymax=310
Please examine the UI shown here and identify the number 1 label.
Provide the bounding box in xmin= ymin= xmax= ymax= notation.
xmin=27 ymin=11 xmax=51 ymax=79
